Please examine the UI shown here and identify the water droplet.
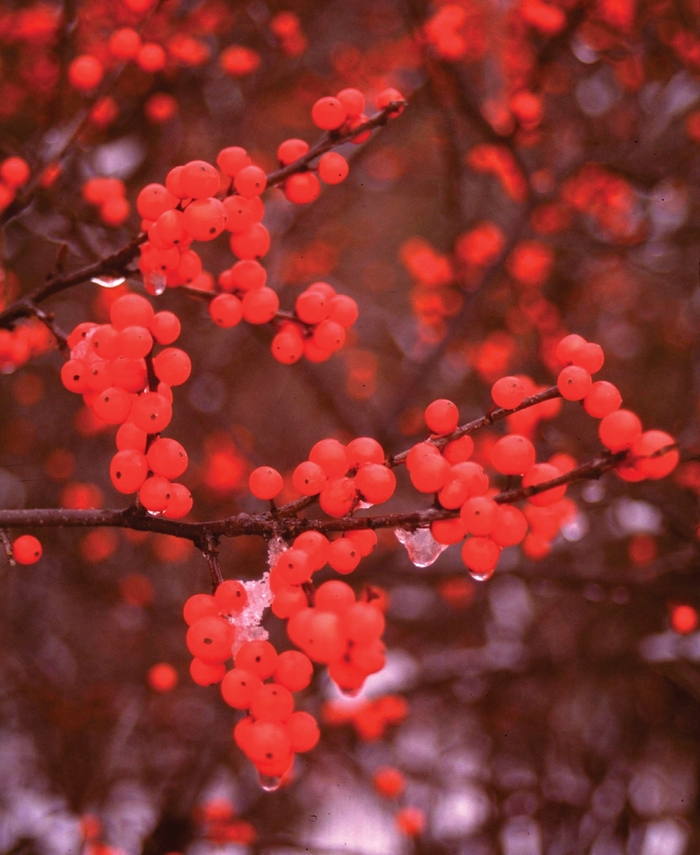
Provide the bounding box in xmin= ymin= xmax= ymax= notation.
xmin=394 ymin=527 xmax=448 ymax=567
xmin=468 ymin=567 xmax=495 ymax=582
xmin=357 ymin=500 xmax=373 ymax=509
xmin=144 ymin=271 xmax=166 ymax=295
xmin=258 ymin=773 xmax=281 ymax=792
xmin=90 ymin=276 xmax=126 ymax=289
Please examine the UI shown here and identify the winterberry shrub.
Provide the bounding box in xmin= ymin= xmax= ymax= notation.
xmin=0 ymin=0 xmax=698 ymax=852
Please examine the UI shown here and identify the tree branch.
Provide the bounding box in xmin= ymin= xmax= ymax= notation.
xmin=0 ymin=450 xmax=629 ymax=555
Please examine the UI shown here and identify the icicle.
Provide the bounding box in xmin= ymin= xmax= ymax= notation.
xmin=394 ymin=527 xmax=448 ymax=567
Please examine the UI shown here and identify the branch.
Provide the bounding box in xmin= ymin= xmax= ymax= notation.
xmin=0 ymin=450 xmax=630 ymax=552
xmin=389 ymin=385 xmax=562 ymax=465
xmin=0 ymin=233 xmax=147 ymax=330
xmin=0 ymin=103 xmax=408 ymax=334
xmin=265 ymin=101 xmax=408 ymax=187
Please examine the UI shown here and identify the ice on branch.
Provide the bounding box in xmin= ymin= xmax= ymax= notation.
xmin=394 ymin=527 xmax=448 ymax=568
xmin=227 ymin=538 xmax=281 ymax=653
xmin=90 ymin=276 xmax=126 ymax=288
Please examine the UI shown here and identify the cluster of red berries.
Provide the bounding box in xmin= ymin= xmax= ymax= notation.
xmin=281 ymin=577 xmax=386 ymax=694
xmin=136 ymin=151 xmax=360 ymax=363
xmin=0 ymin=317 xmax=55 ymax=372
xmin=322 ymin=692 xmax=408 ymax=741
xmin=60 ymin=293 xmax=192 ymax=518
xmin=273 ymin=86 xmax=403 ymax=205
xmin=249 ymin=436 xmax=397 ymax=517
xmin=183 ymin=580 xmax=320 ymax=782
xmin=239 ymin=337 xmax=677 ymax=581
xmin=554 ymin=334 xmax=678 ymax=481
xmin=82 ymin=176 xmax=130 ymax=227
xmin=194 ymin=798 xmax=257 ymax=847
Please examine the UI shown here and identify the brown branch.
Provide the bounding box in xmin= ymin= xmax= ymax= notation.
xmin=389 ymin=385 xmax=562 ymax=466
xmin=265 ymin=101 xmax=408 ymax=188
xmin=0 ymin=102 xmax=408 ymax=334
xmin=0 ymin=450 xmax=630 ymax=551
xmin=0 ymin=233 xmax=146 ymax=330
xmin=200 ymin=532 xmax=224 ymax=592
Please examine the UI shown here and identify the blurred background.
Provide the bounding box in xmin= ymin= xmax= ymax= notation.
xmin=1 ymin=0 xmax=700 ymax=852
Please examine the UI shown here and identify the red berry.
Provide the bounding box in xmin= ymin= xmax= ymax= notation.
xmin=186 ymin=616 xmax=235 ymax=662
xmin=234 ymin=165 xmax=267 ymax=198
xmin=318 ymin=152 xmax=349 ymax=184
xmin=424 ymin=399 xmax=459 ymax=435
xmin=287 ymin=710 xmax=320 ymax=752
xmin=555 ymin=333 xmax=587 ymax=366
xmin=277 ymin=138 xmax=309 ymax=165
xmin=583 ymin=381 xmax=621 ymax=418
xmin=631 ymin=430 xmax=678 ymax=479
xmin=180 ymin=160 xmax=220 ymax=199
xmin=461 ymin=536 xmax=500 ymax=580
xmin=249 ymin=466 xmax=284 ymax=500
xmin=522 ymin=463 xmax=567 ymax=507
xmin=235 ymin=640 xmax=278 ymax=679
xmin=292 ymin=460 xmax=326 ymax=495
xmin=284 ymin=172 xmax=320 ymax=204
xmin=13 ymin=534 xmax=42 ymax=564
xmin=491 ymin=376 xmax=526 ymax=409
xmin=68 ymin=55 xmax=103 ymax=92
xmin=599 ymin=409 xmax=642 ymax=451
xmin=311 ymin=96 xmax=347 ymax=130
xmin=557 ymin=365 xmax=592 ymax=401
xmin=110 ymin=449 xmax=149 ymax=493
xmin=214 ymin=580 xmax=248 ymax=615
xmin=221 ymin=668 xmax=263 ymax=709
xmin=274 ymin=651 xmax=313 ymax=692
xmin=491 ymin=434 xmax=536 ymax=475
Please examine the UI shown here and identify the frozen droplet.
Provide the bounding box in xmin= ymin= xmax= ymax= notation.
xmin=91 ymin=275 xmax=126 ymax=288
xmin=358 ymin=500 xmax=373 ymax=509
xmin=468 ymin=568 xmax=495 ymax=583
xmin=258 ymin=773 xmax=281 ymax=792
xmin=144 ymin=271 xmax=166 ymax=295
xmin=267 ymin=536 xmax=288 ymax=568
xmin=394 ymin=527 xmax=448 ymax=567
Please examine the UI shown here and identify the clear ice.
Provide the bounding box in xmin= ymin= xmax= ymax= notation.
xmin=143 ymin=271 xmax=167 ymax=295
xmin=394 ymin=527 xmax=448 ymax=567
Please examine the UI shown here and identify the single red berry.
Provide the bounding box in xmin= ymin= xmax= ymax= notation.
xmin=311 ymin=96 xmax=347 ymax=130
xmin=491 ymin=375 xmax=526 ymax=410
xmin=249 ymin=466 xmax=284 ymax=500
xmin=424 ymin=399 xmax=459 ymax=435
xmin=13 ymin=534 xmax=42 ymax=564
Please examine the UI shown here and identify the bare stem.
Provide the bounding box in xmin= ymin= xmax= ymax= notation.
xmin=0 ymin=449 xmax=630 ymax=562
